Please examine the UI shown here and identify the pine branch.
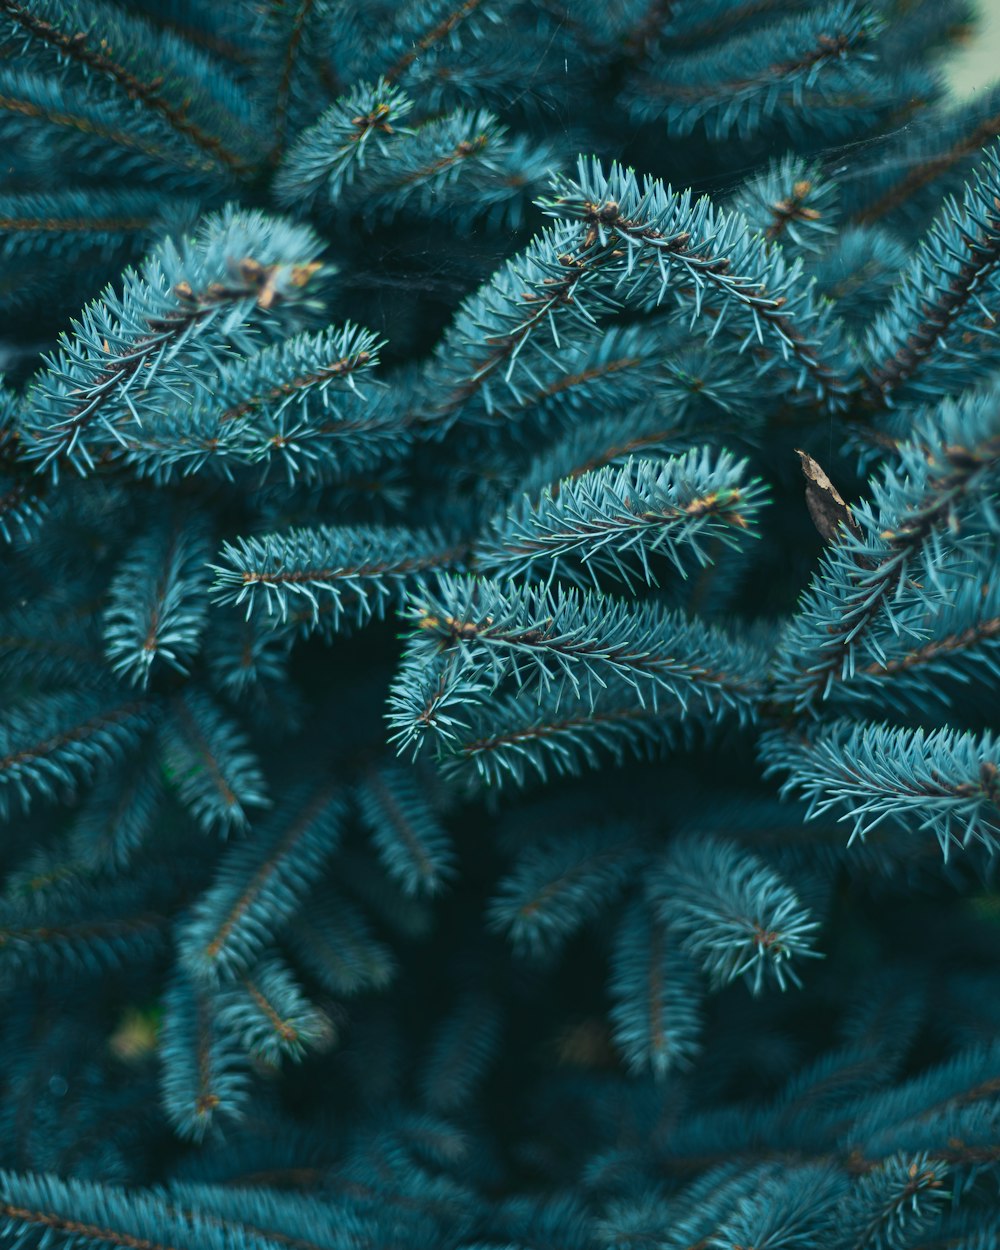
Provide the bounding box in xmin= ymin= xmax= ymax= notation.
xmin=414 ymin=221 xmax=615 ymax=433
xmin=475 ymin=449 xmax=766 ymax=590
xmin=273 ymin=78 xmax=414 ymax=207
xmin=861 ymin=143 xmax=1000 ymax=407
xmin=203 ymin=608 xmax=292 ymax=699
xmin=422 ymin=319 xmax=671 ymax=441
xmin=122 ymin=323 xmax=388 ymax=483
xmin=422 ymin=148 xmax=848 ymax=437
xmin=430 ymin=677 xmax=687 ymax=789
xmin=160 ymin=972 xmax=250 ymax=1141
xmin=609 ymin=898 xmax=702 ymax=1078
xmin=286 ymin=888 xmax=396 ymax=996
xmin=623 ymin=1 xmax=883 ymax=141
xmin=848 ymin=87 xmax=1000 ymax=226
xmin=663 ymin=0 xmax=807 ymax=51
xmin=0 ymin=67 xmax=225 ymax=180
xmin=69 ymin=747 xmax=163 ymax=870
xmin=0 ymin=879 xmax=169 ymax=985
xmin=652 ymin=834 xmax=822 ymax=994
xmin=20 ymin=208 xmax=325 ymax=479
xmin=382 ymin=0 xmax=493 ymax=83
xmin=162 ymin=1180 xmax=362 ymax=1250
xmin=540 ymin=157 xmax=852 ymax=405
xmin=0 ymin=691 xmax=155 ymax=821
xmin=124 ymin=2 xmax=256 ymax=69
xmin=215 ymin=954 xmax=333 ymax=1064
xmin=774 ymin=391 xmax=1000 ymax=708
xmin=177 ymin=780 xmax=344 ymax=982
xmin=0 ymin=1170 xmax=279 ymax=1250
xmin=0 ymin=600 xmax=101 ymax=690
xmin=160 ymin=690 xmax=269 ymax=834
xmin=840 ymin=1152 xmax=951 ymax=1250
xmin=488 ymin=825 xmax=643 ymax=959
xmin=0 ymin=189 xmax=184 ymax=258
xmin=271 ymin=0 xmax=320 ymax=155
xmin=386 ymin=646 xmax=494 ymax=760
xmin=823 ymin=551 xmax=1000 ymax=713
xmin=762 ymin=721 xmax=1000 ymax=857
xmin=810 ymin=225 xmax=910 ymax=332
xmin=510 ymin=402 xmax=706 ymax=503
xmin=730 ymin=155 xmax=838 ymax=254
xmin=343 ymin=108 xmax=562 ymax=229
xmin=0 ymin=0 xmax=261 ymax=177
xmin=419 ymin=994 xmax=501 ymax=1112
xmin=103 ymin=518 xmax=212 ymax=687
xmin=355 ymin=762 xmax=455 ymax=897
xmin=846 ymin=1042 xmax=1000 ymax=1149
xmin=710 ymin=1165 xmax=847 ymax=1250
xmin=211 ymin=524 xmax=466 ymax=629
xmin=401 ymin=572 xmax=767 ymax=718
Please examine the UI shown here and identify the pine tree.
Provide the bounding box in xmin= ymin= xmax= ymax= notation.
xmin=0 ymin=1 xmax=999 ymax=1247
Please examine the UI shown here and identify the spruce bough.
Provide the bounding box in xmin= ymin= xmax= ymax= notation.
xmin=0 ymin=2 xmax=998 ymax=1248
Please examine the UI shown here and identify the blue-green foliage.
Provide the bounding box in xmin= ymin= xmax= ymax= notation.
xmin=773 ymin=386 xmax=1000 ymax=711
xmin=286 ymin=886 xmax=397 ymax=997
xmin=281 ymin=94 xmax=560 ymax=230
xmin=214 ymin=953 xmax=334 ymax=1065
xmin=69 ymin=747 xmax=164 ymax=869
xmin=103 ymin=517 xmax=212 ymax=686
xmin=431 ymin=675 xmax=688 ymax=788
xmin=763 ymin=721 xmax=1000 ymax=856
xmin=355 ymin=762 xmax=456 ymax=896
xmin=622 ymin=1 xmax=899 ymax=141
xmin=0 ymin=873 xmax=170 ymax=985
xmin=841 ymin=1151 xmax=952 ymax=1249
xmin=842 ymin=78 xmax=1000 ymax=230
xmin=159 ymin=971 xmax=250 ymax=1141
xmin=608 ymin=898 xmax=703 ymax=1077
xmin=475 ymin=450 xmax=766 ymax=590
xmin=0 ymin=1 xmax=999 ymax=1247
xmin=393 ymin=573 xmax=766 ymax=724
xmin=488 ymin=824 xmax=642 ymax=959
xmin=0 ymin=690 xmax=156 ymax=820
xmin=539 ymin=156 xmax=854 ymax=405
xmin=652 ymin=835 xmax=822 ymax=993
xmin=729 ymin=155 xmax=839 ymax=256
xmin=0 ymin=189 xmax=200 ymax=322
xmin=709 ymin=1162 xmax=848 ymax=1249
xmin=177 ymin=781 xmax=344 ymax=982
xmin=159 ymin=690 xmax=270 ymax=834
xmin=18 ymin=207 xmax=327 ymax=480
xmin=212 ymin=524 xmax=463 ymax=632
xmin=121 ymin=322 xmax=389 ymax=484
xmin=861 ymin=142 xmax=1000 ymax=407
xmin=274 ymin=78 xmax=417 ymax=208
xmin=419 ymin=993 xmax=502 ymax=1112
